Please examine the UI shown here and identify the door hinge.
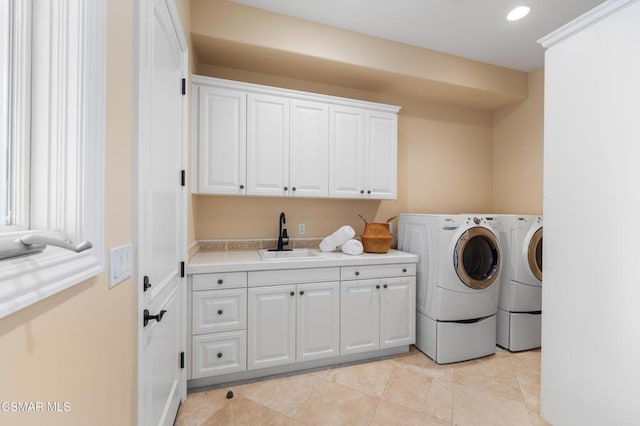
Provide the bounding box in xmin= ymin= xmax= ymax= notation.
xmin=181 ymin=169 xmax=186 ymax=187
xmin=180 ymin=261 xmax=185 ymax=278
xmin=181 ymin=78 xmax=186 ymax=95
xmin=180 ymin=351 xmax=185 ymax=369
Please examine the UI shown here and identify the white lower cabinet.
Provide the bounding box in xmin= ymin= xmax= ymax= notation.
xmin=248 ymin=285 xmax=297 ymax=370
xmin=189 ymin=261 xmax=416 ymax=383
xmin=341 ymin=275 xmax=416 ymax=355
xmin=248 ymin=281 xmax=340 ymax=370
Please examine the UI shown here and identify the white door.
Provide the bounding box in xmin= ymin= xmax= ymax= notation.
xmin=290 ymin=99 xmax=329 ymax=197
xmin=197 ymin=86 xmax=246 ymax=194
xmin=329 ymin=105 xmax=365 ymax=198
xmin=296 ymin=281 xmax=340 ymax=362
xmin=137 ymin=0 xmax=186 ymax=425
xmin=340 ymin=279 xmax=380 ymax=355
xmin=246 ymin=93 xmax=290 ymax=196
xmin=248 ymin=285 xmax=296 ymax=370
xmin=380 ymin=277 xmax=416 ymax=348
xmin=366 ymin=111 xmax=397 ymax=199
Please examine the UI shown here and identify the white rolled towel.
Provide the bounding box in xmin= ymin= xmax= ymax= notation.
xmin=319 ymin=225 xmax=356 ymax=252
xmin=341 ymin=239 xmax=363 ymax=256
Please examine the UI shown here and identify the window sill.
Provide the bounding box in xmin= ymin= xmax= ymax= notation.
xmin=0 ymin=246 xmax=103 ymax=318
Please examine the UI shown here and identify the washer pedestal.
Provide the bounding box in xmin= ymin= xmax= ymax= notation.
xmin=416 ymin=311 xmax=496 ymax=364
xmin=496 ymin=308 xmax=541 ymax=351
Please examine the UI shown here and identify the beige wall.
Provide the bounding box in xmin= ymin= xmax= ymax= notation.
xmin=492 ymin=68 xmax=544 ymax=214
xmin=194 ymin=65 xmax=494 ymax=241
xmin=0 ymin=1 xmax=137 ymax=425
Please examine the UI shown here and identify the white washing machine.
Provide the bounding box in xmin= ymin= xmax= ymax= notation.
xmin=491 ymin=215 xmax=543 ymax=351
xmin=398 ymin=214 xmax=503 ymax=364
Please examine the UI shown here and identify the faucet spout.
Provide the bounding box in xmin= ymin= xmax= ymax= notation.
xmin=275 ymin=212 xmax=291 ymax=251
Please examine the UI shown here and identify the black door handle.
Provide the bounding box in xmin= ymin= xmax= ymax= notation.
xmin=143 ymin=309 xmax=167 ymax=327
xmin=143 ymin=276 xmax=152 ymax=292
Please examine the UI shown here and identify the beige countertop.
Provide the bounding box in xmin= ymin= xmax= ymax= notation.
xmin=187 ymin=248 xmax=418 ymax=274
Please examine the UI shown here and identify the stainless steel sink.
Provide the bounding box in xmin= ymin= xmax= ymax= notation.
xmin=259 ymin=249 xmax=318 ymax=260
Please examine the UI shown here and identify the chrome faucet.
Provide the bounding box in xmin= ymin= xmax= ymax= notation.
xmin=271 ymin=212 xmax=291 ymax=252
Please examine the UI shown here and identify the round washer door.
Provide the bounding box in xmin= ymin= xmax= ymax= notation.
xmin=453 ymin=226 xmax=501 ymax=289
xmin=528 ymin=227 xmax=543 ymax=281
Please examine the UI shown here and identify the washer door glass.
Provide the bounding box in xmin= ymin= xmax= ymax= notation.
xmin=528 ymin=227 xmax=543 ymax=281
xmin=454 ymin=227 xmax=500 ymax=289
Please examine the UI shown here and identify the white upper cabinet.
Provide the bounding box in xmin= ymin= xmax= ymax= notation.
xmin=366 ymin=111 xmax=398 ymax=199
xmin=197 ymin=86 xmax=246 ymax=194
xmin=290 ymin=99 xmax=329 ymax=197
xmin=329 ymin=105 xmax=366 ymax=198
xmin=193 ymin=76 xmax=399 ymax=199
xmin=246 ymin=93 xmax=290 ymax=196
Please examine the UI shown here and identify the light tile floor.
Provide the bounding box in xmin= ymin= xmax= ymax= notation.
xmin=175 ymin=347 xmax=549 ymax=426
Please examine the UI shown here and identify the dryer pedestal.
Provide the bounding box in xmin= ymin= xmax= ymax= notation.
xmin=496 ymin=308 xmax=541 ymax=351
xmin=416 ymin=311 xmax=496 ymax=364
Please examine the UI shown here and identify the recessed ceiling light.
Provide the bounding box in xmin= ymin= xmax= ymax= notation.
xmin=507 ymin=6 xmax=530 ymax=21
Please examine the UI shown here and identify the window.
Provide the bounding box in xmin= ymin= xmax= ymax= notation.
xmin=0 ymin=0 xmax=105 ymax=318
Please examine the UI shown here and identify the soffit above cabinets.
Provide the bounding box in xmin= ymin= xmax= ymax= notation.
xmin=190 ymin=0 xmax=603 ymax=110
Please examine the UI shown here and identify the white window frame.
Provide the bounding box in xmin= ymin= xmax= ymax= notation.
xmin=0 ymin=0 xmax=105 ymax=319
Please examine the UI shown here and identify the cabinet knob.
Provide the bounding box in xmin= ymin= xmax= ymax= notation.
xmin=367 ymin=190 xmax=371 ymax=194
xmin=217 ymin=352 xmax=223 ymax=358
xmin=402 ymin=268 xmax=407 ymax=273
xmin=284 ymin=186 xmax=288 ymax=191
xmin=292 ymin=187 xmax=296 ymax=192
xmin=239 ymin=184 xmax=245 ymax=190
xmin=217 ymin=309 xmax=223 ymax=315
xmin=355 ymin=271 xmax=360 ymax=276
xmin=299 ymin=290 xmax=304 ymax=295
xmin=217 ymin=279 xmax=223 ymax=285
xmin=383 ymin=284 xmax=388 ymax=289
xmin=290 ymin=291 xmax=295 ymax=296
xmin=360 ymin=190 xmax=364 ymax=194
xmin=376 ymin=284 xmax=380 ymax=289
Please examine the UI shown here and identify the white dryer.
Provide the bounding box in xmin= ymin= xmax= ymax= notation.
xmin=492 ymin=215 xmax=543 ymax=351
xmin=398 ymin=214 xmax=502 ymax=364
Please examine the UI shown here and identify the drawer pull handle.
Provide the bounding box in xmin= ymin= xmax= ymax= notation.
xmin=299 ymin=290 xmax=304 ymax=295
xmin=383 ymin=284 xmax=388 ymax=288
xmin=376 ymin=285 xmax=380 ymax=289
xmin=217 ymin=352 xmax=223 ymax=358
xmin=290 ymin=291 xmax=295 ymax=296
xmin=217 ymin=309 xmax=223 ymax=315
xmin=402 ymin=268 xmax=407 ymax=273
xmin=355 ymin=271 xmax=360 ymax=276
xmin=217 ymin=279 xmax=223 ymax=285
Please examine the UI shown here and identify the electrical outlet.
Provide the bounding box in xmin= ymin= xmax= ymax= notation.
xmin=298 ymin=224 xmax=306 ymax=235
xmin=389 ymin=222 xmax=394 ymax=235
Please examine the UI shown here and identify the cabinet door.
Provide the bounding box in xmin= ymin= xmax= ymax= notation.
xmin=329 ymin=105 xmax=365 ymax=198
xmin=247 ymin=93 xmax=290 ymax=196
xmin=290 ymin=100 xmax=329 ymax=197
xmin=340 ymin=279 xmax=380 ymax=355
xmin=380 ymin=276 xmax=416 ymax=348
xmin=197 ymin=86 xmax=246 ymax=194
xmin=248 ymin=285 xmax=296 ymax=370
xmin=296 ymin=281 xmax=340 ymax=362
xmin=365 ymin=111 xmax=397 ymax=199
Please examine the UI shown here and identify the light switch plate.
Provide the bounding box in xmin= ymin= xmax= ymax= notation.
xmin=109 ymin=244 xmax=133 ymax=288
xmin=298 ymin=224 xmax=306 ymax=235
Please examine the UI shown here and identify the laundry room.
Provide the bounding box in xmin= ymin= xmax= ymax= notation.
xmin=1 ymin=1 xmax=639 ymax=425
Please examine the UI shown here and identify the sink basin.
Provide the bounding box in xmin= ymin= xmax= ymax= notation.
xmin=259 ymin=249 xmax=318 ymax=260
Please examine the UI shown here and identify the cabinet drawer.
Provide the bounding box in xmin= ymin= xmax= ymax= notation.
xmin=193 ymin=288 xmax=247 ymax=334
xmin=192 ymin=330 xmax=247 ymax=379
xmin=248 ymin=267 xmax=340 ymax=287
xmin=192 ymin=272 xmax=247 ymax=290
xmin=341 ymin=263 xmax=415 ymax=280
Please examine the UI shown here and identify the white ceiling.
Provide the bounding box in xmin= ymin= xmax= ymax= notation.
xmin=229 ymin=0 xmax=605 ymax=72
